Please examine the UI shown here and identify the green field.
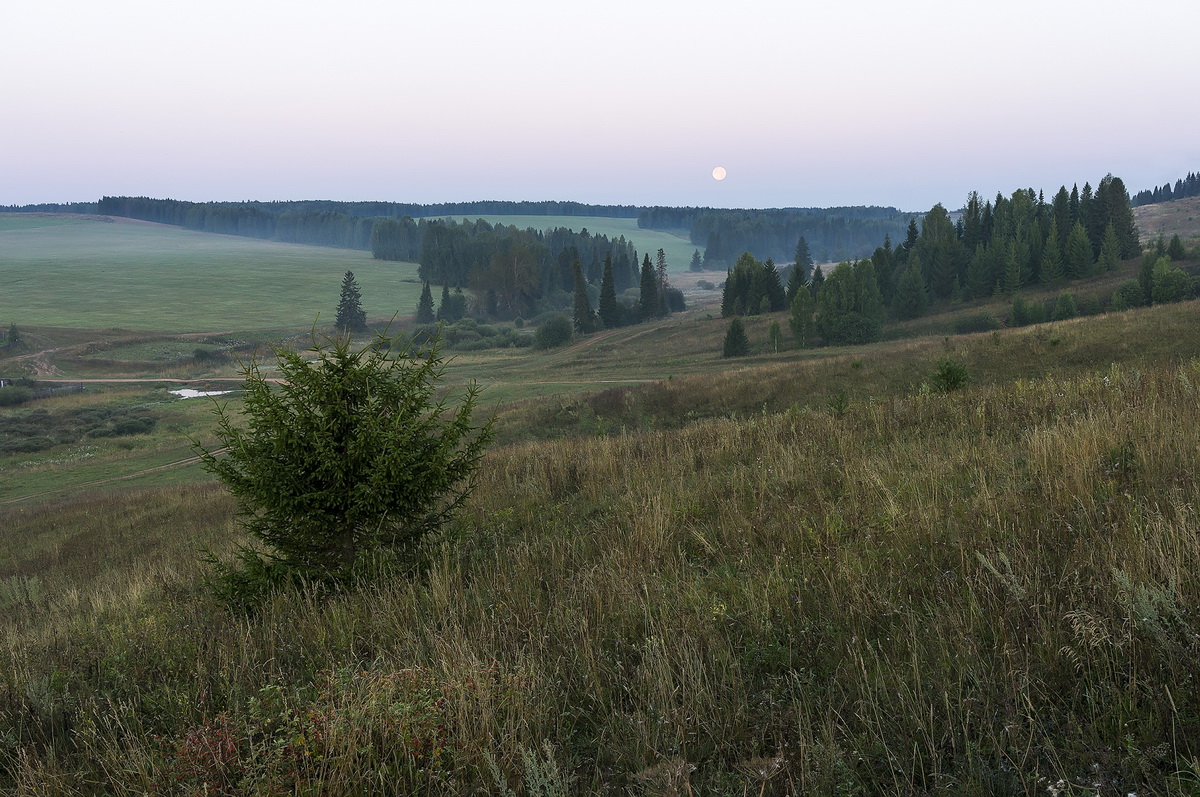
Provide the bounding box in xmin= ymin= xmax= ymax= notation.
xmin=0 ymin=215 xmax=422 ymax=331
xmin=423 ymin=214 xmax=700 ymax=273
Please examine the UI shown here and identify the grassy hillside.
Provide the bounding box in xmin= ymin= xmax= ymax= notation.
xmin=2 ymin=318 xmax=1199 ymax=792
xmin=0 ymin=215 xmax=422 ymax=331
xmin=4 ymin=215 xmax=1200 ymax=792
xmin=1134 ymin=195 xmax=1200 ymax=247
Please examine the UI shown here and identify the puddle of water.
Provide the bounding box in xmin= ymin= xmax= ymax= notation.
xmin=170 ymin=388 xmax=232 ymax=399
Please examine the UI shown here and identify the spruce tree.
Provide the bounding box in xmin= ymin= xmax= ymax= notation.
xmin=639 ymin=253 xmax=659 ymax=321
xmin=689 ymin=249 xmax=703 ymax=272
xmin=598 ymin=253 xmax=620 ymax=328
xmin=808 ymin=265 xmax=824 ymax=299
xmin=436 ymin=284 xmax=451 ymax=321
xmin=335 ymin=271 xmax=368 ymax=333
xmin=893 ymin=262 xmax=928 ymax=320
xmin=1066 ymin=221 xmax=1094 ymax=280
xmin=794 ymin=237 xmax=814 ymax=283
xmin=1168 ymin=234 xmax=1187 ymax=261
xmin=785 ymin=260 xmax=805 ymax=304
xmin=1040 ymin=218 xmax=1065 ymax=284
xmin=1098 ymin=222 xmax=1122 ymax=272
xmin=722 ymin=317 xmax=750 ymax=357
xmin=572 ymin=259 xmax=596 ymax=333
xmin=415 ymin=281 xmax=436 ymax=325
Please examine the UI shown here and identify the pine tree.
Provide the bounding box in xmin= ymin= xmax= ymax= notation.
xmin=1040 ymin=218 xmax=1065 ymax=284
xmin=1167 ymin=234 xmax=1187 ymax=261
xmin=335 ymin=271 xmax=367 ymax=332
xmin=598 ymin=253 xmax=620 ymax=328
xmin=639 ymin=253 xmax=659 ymax=321
xmin=785 ymin=260 xmax=806 ymax=304
xmin=893 ymin=262 xmax=928 ymax=320
xmin=415 ymin=281 xmax=436 ymax=325
xmin=1065 ymin=221 xmax=1093 ymax=280
xmin=572 ymin=259 xmax=596 ymax=333
xmin=1098 ymin=222 xmax=1122 ymax=272
xmin=722 ymin=317 xmax=750 ymax=357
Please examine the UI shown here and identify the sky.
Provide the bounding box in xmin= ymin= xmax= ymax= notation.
xmin=2 ymin=0 xmax=1198 ymax=212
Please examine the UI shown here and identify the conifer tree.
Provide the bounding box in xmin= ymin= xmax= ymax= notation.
xmin=794 ymin=236 xmax=814 ymax=283
xmin=722 ymin=317 xmax=750 ymax=357
xmin=1066 ymin=221 xmax=1093 ymax=280
xmin=598 ymin=253 xmax=620 ymax=328
xmin=639 ymin=253 xmax=659 ymax=321
xmin=415 ymin=281 xmax=436 ymax=325
xmin=809 ymin=265 xmax=824 ymax=299
xmin=893 ymin=262 xmax=928 ymax=320
xmin=785 ymin=260 xmax=806 ymax=304
xmin=1040 ymin=218 xmax=1065 ymax=284
xmin=1167 ymin=234 xmax=1187 ymax=261
xmin=572 ymin=259 xmax=596 ymax=333
xmin=1002 ymin=241 xmax=1024 ymax=295
xmin=335 ymin=271 xmax=368 ymax=333
xmin=6 ymin=323 xmax=18 ymax=346
xmin=689 ymin=249 xmax=703 ymax=272
xmin=1098 ymin=222 xmax=1122 ymax=272
xmin=436 ymin=284 xmax=451 ymax=321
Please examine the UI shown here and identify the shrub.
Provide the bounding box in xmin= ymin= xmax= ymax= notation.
xmin=0 ymin=387 xmax=32 ymax=407
xmin=1110 ymin=279 xmax=1144 ymax=311
xmin=931 ymin=359 xmax=971 ymax=392
xmin=953 ymin=313 xmax=1001 ymax=334
xmin=194 ymin=333 xmax=494 ymax=599
xmin=533 ymin=314 xmax=573 ymax=350
xmin=1052 ymin=292 xmax=1079 ymax=321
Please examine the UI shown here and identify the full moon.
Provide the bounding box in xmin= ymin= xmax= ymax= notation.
xmin=712 ymin=166 xmax=727 ymax=181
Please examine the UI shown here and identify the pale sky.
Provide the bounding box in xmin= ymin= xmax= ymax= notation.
xmin=2 ymin=0 xmax=1197 ymax=212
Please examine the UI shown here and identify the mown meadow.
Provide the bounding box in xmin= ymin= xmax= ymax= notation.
xmin=3 ymin=215 xmax=1200 ymax=793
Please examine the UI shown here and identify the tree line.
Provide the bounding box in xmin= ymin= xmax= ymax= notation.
xmin=638 ymin=205 xmax=914 ymax=266
xmin=1131 ymin=170 xmax=1200 ymax=206
xmin=722 ymin=173 xmax=1166 ymax=349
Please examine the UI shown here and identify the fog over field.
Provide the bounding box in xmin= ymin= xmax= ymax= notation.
xmin=2 ymin=0 xmax=1198 ymax=210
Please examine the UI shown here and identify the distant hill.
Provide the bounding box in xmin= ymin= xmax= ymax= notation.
xmin=1133 ymin=195 xmax=1200 ymax=244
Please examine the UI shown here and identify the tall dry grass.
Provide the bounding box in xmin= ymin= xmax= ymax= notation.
xmin=3 ymin=357 xmax=1200 ymax=792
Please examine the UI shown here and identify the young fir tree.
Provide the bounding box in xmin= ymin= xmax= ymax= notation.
xmin=808 ymin=265 xmax=824 ymax=299
xmin=1098 ymin=222 xmax=1122 ymax=272
xmin=436 ymin=284 xmax=451 ymax=321
xmin=1040 ymin=218 xmax=1065 ymax=284
xmin=785 ymin=260 xmax=806 ymax=305
xmin=1167 ymin=234 xmax=1187 ymax=261
xmin=335 ymin=270 xmax=368 ymax=333
xmin=598 ymin=253 xmax=620 ymax=328
xmin=1066 ymin=221 xmax=1094 ymax=280
xmin=689 ymin=249 xmax=703 ymax=272
xmin=639 ymin=253 xmax=659 ymax=321
xmin=572 ymin=259 xmax=596 ymax=333
xmin=415 ymin=282 xmax=436 ymax=325
xmin=722 ymin=317 xmax=750 ymax=357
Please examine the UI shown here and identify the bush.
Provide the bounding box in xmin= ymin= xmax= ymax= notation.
xmin=1052 ymin=293 xmax=1079 ymax=321
xmin=930 ymin=360 xmax=970 ymax=393
xmin=821 ymin=312 xmax=881 ymax=346
xmin=533 ymin=314 xmax=573 ymax=350
xmin=1110 ymin=279 xmax=1144 ymax=311
xmin=953 ymin=313 xmax=1001 ymax=334
xmin=194 ymin=333 xmax=494 ymax=598
xmin=0 ymin=387 xmax=32 ymax=407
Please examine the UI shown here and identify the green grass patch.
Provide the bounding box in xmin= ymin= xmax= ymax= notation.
xmin=0 ymin=217 xmax=422 ymax=331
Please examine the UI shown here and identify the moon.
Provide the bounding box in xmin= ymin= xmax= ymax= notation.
xmin=712 ymin=166 xmax=727 ymax=181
